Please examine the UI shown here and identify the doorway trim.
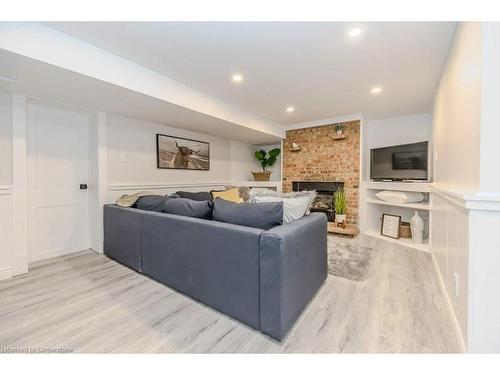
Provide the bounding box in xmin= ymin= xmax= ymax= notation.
xmin=26 ymin=101 xmax=92 ymax=262
xmin=11 ymin=94 xmax=100 ymax=275
xmin=12 ymin=94 xmax=28 ymax=276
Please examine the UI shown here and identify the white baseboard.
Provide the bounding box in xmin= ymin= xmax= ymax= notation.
xmin=430 ymin=252 xmax=467 ymax=352
xmin=12 ymin=253 xmax=28 ymax=276
xmin=31 ymin=247 xmax=85 ymax=263
xmin=89 ymin=247 xmax=103 ymax=254
xmin=0 ymin=266 xmax=12 ymax=281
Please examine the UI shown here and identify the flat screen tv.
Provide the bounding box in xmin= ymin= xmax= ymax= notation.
xmin=370 ymin=141 xmax=429 ymax=181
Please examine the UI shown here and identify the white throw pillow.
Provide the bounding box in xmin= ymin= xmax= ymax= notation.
xmin=252 ymin=195 xmax=313 ymax=223
xmin=375 ymin=190 xmax=424 ymax=203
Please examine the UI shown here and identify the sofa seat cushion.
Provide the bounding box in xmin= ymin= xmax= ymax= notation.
xmin=175 ymin=191 xmax=213 ymax=201
xmin=212 ymin=197 xmax=283 ymax=230
xmin=164 ymin=197 xmax=213 ymax=219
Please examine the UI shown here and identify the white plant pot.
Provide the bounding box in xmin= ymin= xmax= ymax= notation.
xmin=336 ymin=130 xmax=343 ymax=135
xmin=336 ymin=214 xmax=346 ymax=223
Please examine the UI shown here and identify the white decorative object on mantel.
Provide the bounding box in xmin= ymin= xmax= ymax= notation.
xmin=410 ymin=210 xmax=424 ymax=244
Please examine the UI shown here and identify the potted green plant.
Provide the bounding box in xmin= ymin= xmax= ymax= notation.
xmin=252 ymin=148 xmax=281 ymax=181
xmin=335 ymin=124 xmax=344 ymax=135
xmin=333 ymin=188 xmax=347 ymax=226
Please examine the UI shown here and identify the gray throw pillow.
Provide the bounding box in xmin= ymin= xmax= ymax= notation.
xmin=212 ymin=198 xmax=283 ymax=230
xmin=175 ymin=191 xmax=213 ymax=201
xmin=164 ymin=197 xmax=213 ymax=219
xmin=136 ymin=195 xmax=171 ymax=212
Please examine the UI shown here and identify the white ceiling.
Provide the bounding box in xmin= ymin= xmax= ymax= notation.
xmin=44 ymin=22 xmax=456 ymax=124
xmin=0 ymin=49 xmax=282 ymax=144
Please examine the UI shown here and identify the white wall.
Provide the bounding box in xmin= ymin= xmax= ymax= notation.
xmin=230 ymin=141 xmax=258 ymax=182
xmin=0 ymin=91 xmax=12 ymax=186
xmin=431 ymin=22 xmax=482 ymax=352
xmin=433 ymin=23 xmax=482 ymax=192
xmin=468 ymin=208 xmax=500 ymax=352
xmin=106 ymin=114 xmax=246 ymax=186
xmin=229 ymin=142 xmax=282 ymax=182
xmin=479 ymin=22 xmax=500 ymax=192
xmin=362 ymin=113 xmax=432 ymax=181
xmin=466 ymin=22 xmax=500 ymax=353
xmin=432 ymin=192 xmax=469 ymax=346
xmin=432 ymin=22 xmax=500 ymax=353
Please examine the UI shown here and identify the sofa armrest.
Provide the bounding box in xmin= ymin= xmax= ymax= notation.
xmin=259 ymin=212 xmax=328 ymax=340
xmin=103 ymin=204 xmax=144 ymax=272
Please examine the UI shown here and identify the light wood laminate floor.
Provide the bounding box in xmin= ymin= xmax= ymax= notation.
xmin=0 ymin=235 xmax=462 ymax=353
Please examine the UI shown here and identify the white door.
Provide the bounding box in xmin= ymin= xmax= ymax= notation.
xmin=27 ymin=104 xmax=90 ymax=262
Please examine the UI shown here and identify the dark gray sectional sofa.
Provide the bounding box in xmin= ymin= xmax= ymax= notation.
xmin=103 ymin=204 xmax=327 ymax=341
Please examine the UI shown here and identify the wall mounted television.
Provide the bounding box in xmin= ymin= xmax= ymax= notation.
xmin=370 ymin=141 xmax=429 ymax=181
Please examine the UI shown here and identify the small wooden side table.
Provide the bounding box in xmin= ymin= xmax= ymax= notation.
xmin=327 ymin=222 xmax=359 ymax=238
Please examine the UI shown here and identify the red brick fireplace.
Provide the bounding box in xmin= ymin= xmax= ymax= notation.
xmin=282 ymin=120 xmax=360 ymax=224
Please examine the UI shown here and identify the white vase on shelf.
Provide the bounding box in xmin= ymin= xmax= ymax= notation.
xmin=410 ymin=210 xmax=424 ymax=244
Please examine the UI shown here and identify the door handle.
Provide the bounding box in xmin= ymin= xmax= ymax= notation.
xmin=80 ymin=184 xmax=88 ymax=190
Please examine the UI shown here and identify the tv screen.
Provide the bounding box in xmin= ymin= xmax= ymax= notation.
xmin=370 ymin=141 xmax=428 ymax=181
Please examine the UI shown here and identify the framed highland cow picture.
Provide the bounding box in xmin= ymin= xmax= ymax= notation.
xmin=156 ymin=134 xmax=210 ymax=170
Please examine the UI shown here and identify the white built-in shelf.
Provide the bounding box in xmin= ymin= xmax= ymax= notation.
xmin=361 ymin=180 xmax=433 ymax=252
xmin=366 ymin=198 xmax=433 ymax=211
xmin=366 ymin=229 xmax=430 ymax=253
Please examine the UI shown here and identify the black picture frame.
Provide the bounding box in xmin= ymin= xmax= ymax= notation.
xmin=380 ymin=213 xmax=402 ymax=239
xmin=156 ymin=134 xmax=210 ymax=170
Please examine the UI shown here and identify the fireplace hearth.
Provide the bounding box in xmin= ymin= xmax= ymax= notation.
xmin=292 ymin=181 xmax=344 ymax=222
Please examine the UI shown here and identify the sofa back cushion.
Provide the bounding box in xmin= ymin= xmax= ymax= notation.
xmin=164 ymin=197 xmax=213 ymax=219
xmin=136 ymin=195 xmax=171 ymax=212
xmin=175 ymin=191 xmax=213 ymax=201
xmin=212 ymin=197 xmax=283 ymax=230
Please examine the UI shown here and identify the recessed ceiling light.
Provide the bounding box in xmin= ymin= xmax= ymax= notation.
xmin=286 ymin=106 xmax=295 ymax=113
xmin=348 ymin=28 xmax=362 ymax=38
xmin=371 ymin=86 xmax=382 ymax=95
xmin=231 ymin=73 xmax=243 ymax=83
